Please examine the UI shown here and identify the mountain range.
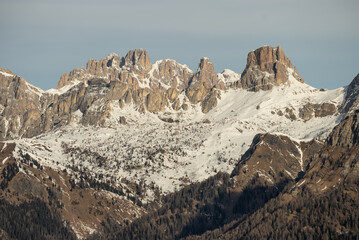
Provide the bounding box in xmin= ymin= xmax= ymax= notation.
xmin=0 ymin=46 xmax=358 ymax=239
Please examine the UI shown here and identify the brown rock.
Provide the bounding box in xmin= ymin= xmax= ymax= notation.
xmin=182 ymin=103 xmax=189 ymax=111
xmin=202 ymin=89 xmax=220 ymax=113
xmin=119 ymin=116 xmax=127 ymax=125
xmin=314 ymin=103 xmax=337 ymax=117
xmin=185 ymin=57 xmax=219 ymax=105
xmin=285 ymin=108 xmax=297 ymax=121
xmin=327 ymin=109 xmax=359 ymax=148
xmin=192 ymin=57 xmax=218 ymax=88
xmin=150 ymin=59 xmax=194 ymax=91
xmin=124 ymin=90 xmax=132 ymax=104
xmin=57 ymin=73 xmax=69 ymax=89
xmin=0 ymin=74 xmax=44 ymax=140
xmin=299 ymin=104 xmax=315 ymax=121
xmin=132 ymin=88 xmax=150 ymax=106
xmin=186 ymin=81 xmax=208 ymax=104
xmin=166 ymin=88 xmax=179 ymax=103
xmin=340 ymin=74 xmax=359 ymax=114
xmin=124 ymin=49 xmax=152 ymax=72
xmin=240 ymin=46 xmax=303 ymax=91
xmin=231 ymin=133 xmax=320 ymax=189
xmin=215 ymin=81 xmax=225 ymax=90
xmin=57 ymin=53 xmax=122 ymax=89
xmin=298 ymin=102 xmax=337 ymax=121
xmin=172 ymin=99 xmax=181 ymax=111
xmin=107 ymin=81 xmax=129 ymax=101
xmin=146 ymin=88 xmax=166 ymax=112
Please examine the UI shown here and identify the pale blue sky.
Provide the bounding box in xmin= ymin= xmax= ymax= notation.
xmin=1 ymin=0 xmax=358 ymax=90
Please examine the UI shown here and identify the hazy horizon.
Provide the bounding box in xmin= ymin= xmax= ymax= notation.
xmin=1 ymin=0 xmax=358 ymax=90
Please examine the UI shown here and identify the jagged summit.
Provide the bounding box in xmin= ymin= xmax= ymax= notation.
xmin=56 ymin=46 xmax=303 ymax=92
xmin=0 ymin=46 xmax=356 ymax=141
xmin=240 ymin=46 xmax=304 ymax=91
xmin=124 ymin=49 xmax=152 ymax=71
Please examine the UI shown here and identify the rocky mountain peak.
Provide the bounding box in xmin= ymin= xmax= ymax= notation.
xmin=124 ymin=49 xmax=152 ymax=71
xmin=150 ymin=59 xmax=194 ymax=91
xmin=341 ymin=74 xmax=359 ymax=114
xmin=247 ymin=46 xmax=293 ymax=70
xmin=240 ymin=45 xmax=304 ymax=91
xmin=195 ymin=57 xmax=218 ymax=87
xmin=185 ymin=57 xmax=220 ymax=105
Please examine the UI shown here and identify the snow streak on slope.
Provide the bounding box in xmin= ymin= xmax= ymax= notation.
xmin=13 ymin=75 xmax=345 ymax=200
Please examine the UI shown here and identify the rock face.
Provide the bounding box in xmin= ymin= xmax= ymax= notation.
xmin=341 ymin=74 xmax=359 ymax=114
xmin=186 ymin=57 xmax=218 ymax=104
xmin=299 ymin=103 xmax=338 ymax=121
xmin=240 ymin=46 xmax=304 ymax=91
xmin=57 ymin=53 xmax=122 ymax=89
xmin=55 ymin=49 xmax=220 ymax=116
xmin=302 ymin=109 xmax=359 ymax=193
xmin=124 ymin=49 xmax=152 ymax=72
xmin=150 ymin=59 xmax=194 ymax=91
xmin=231 ymin=133 xmax=322 ymax=188
xmin=0 ymin=70 xmax=44 ymax=139
xmin=327 ymin=109 xmax=359 ymax=148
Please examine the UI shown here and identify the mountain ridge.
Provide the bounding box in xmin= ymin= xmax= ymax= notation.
xmin=0 ymin=45 xmax=352 ymax=141
xmin=0 ymin=46 xmax=358 ymax=238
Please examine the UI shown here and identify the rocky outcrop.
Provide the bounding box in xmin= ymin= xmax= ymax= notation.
xmin=193 ymin=57 xmax=218 ymax=88
xmin=57 ymin=53 xmax=122 ymax=89
xmin=0 ymin=71 xmax=44 ymax=140
xmin=56 ymin=49 xmax=221 ymax=118
xmin=327 ymin=109 xmax=359 ymax=148
xmin=240 ymin=46 xmax=304 ymax=91
xmin=340 ymin=74 xmax=359 ymax=114
xmin=124 ymin=49 xmax=152 ymax=72
xmin=201 ymin=89 xmax=220 ymax=113
xmin=186 ymin=57 xmax=219 ymax=104
xmin=146 ymin=88 xmax=167 ymax=112
xmin=231 ymin=133 xmax=322 ymax=188
xmin=298 ymin=102 xmax=338 ymax=121
xmin=302 ymin=109 xmax=359 ymax=194
xmin=150 ymin=59 xmax=194 ymax=91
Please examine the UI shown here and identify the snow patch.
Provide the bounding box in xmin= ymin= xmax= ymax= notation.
xmin=2 ymin=157 xmax=9 ymax=164
xmin=0 ymin=70 xmax=14 ymax=78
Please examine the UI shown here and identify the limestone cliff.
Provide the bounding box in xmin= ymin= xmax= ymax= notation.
xmin=0 ymin=46 xmax=353 ymax=140
xmin=240 ymin=46 xmax=304 ymax=91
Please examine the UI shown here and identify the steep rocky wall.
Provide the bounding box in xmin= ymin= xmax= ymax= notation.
xmin=240 ymin=46 xmax=304 ymax=91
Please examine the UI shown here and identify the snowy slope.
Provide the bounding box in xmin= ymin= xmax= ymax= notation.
xmin=12 ymin=71 xmax=345 ymax=200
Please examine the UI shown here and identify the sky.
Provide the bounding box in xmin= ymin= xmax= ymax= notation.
xmin=0 ymin=0 xmax=358 ymax=90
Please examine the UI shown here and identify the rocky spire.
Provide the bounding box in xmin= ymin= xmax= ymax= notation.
xmin=195 ymin=57 xmax=218 ymax=88
xmin=124 ymin=49 xmax=152 ymax=71
xmin=240 ymin=46 xmax=304 ymax=91
xmin=186 ymin=57 xmax=218 ymax=104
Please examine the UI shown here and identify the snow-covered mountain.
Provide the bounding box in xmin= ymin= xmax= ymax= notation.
xmin=0 ymin=46 xmax=358 ymax=238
